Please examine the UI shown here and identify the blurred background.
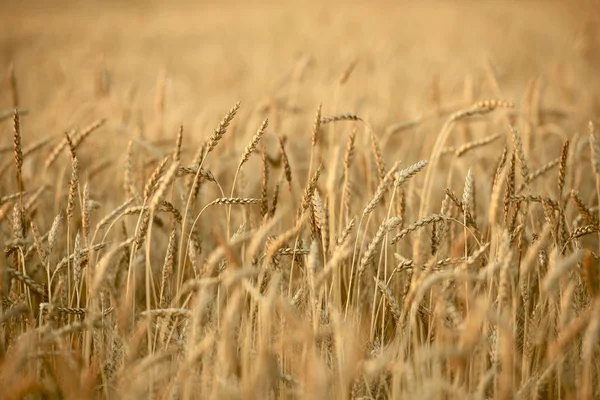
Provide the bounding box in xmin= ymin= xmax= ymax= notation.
xmin=0 ymin=0 xmax=598 ymax=156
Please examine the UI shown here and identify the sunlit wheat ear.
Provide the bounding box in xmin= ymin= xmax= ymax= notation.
xmin=370 ymin=130 xmax=386 ymax=182
xmin=260 ymin=149 xmax=269 ymax=219
xmin=556 ymin=140 xmax=569 ymax=200
xmin=462 ymin=168 xmax=474 ymax=217
xmin=211 ymin=197 xmax=261 ymax=206
xmin=299 ymin=164 xmax=323 ymax=216
xmin=206 ymin=101 xmax=241 ymax=155
xmin=143 ymin=156 xmax=169 ymax=204
xmin=124 ymin=139 xmax=140 ymax=199
xmin=65 ymin=133 xmax=79 ymax=223
xmin=337 ymin=217 xmax=356 ymax=247
xmin=311 ymin=103 xmax=322 ymax=148
xmin=394 ymin=160 xmax=428 ymax=189
xmin=341 ymin=128 xmax=356 ymax=218
xmin=13 ymin=109 xmax=22 ymax=180
xmin=239 ymin=119 xmax=268 ymax=168
xmin=362 ymin=159 xmax=401 ymax=218
xmin=174 ymin=125 xmax=183 ymax=162
xmin=509 ymin=124 xmax=530 ymax=186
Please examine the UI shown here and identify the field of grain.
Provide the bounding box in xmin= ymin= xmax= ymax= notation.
xmin=1 ymin=1 xmax=600 ymax=399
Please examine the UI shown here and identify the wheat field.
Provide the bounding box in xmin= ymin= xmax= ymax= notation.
xmin=1 ymin=1 xmax=600 ymax=399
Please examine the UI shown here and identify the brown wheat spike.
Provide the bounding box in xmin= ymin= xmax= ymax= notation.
xmin=268 ymin=179 xmax=281 ymax=219
xmin=143 ymin=156 xmax=170 ymax=204
xmin=362 ymin=159 xmax=401 ymax=218
xmin=65 ymin=133 xmax=79 ymax=222
xmin=319 ymin=113 xmax=363 ymax=125
xmin=206 ymin=101 xmax=241 ymax=155
xmin=342 ymin=129 xmax=356 ymax=218
xmin=455 ymin=132 xmax=503 ymax=157
xmin=240 ymin=119 xmax=268 ymax=168
xmin=277 ymin=134 xmax=292 ymax=190
xmin=81 ymin=182 xmax=90 ymax=241
xmin=5 ymin=267 xmax=46 ymax=297
xmin=261 ymin=149 xmax=269 ymax=218
xmin=13 ymin=109 xmax=23 ymax=177
xmin=370 ymin=130 xmax=386 ymax=182
xmin=390 ymin=214 xmax=447 ymax=245
xmin=492 ymin=146 xmax=509 ymax=189
xmin=312 ymin=189 xmax=325 ymax=237
xmin=311 ymin=103 xmax=322 ymax=148
xmin=504 ymin=153 xmax=516 ymax=227
xmin=299 ymin=164 xmax=323 ymax=216
xmin=48 ymin=212 xmax=62 ymax=255
xmin=557 ymin=140 xmax=569 ymax=201
xmin=211 ymin=197 xmax=260 ymax=206
xmin=431 ymin=220 xmax=438 ymax=256
xmin=337 ymin=217 xmax=356 ymax=247
xmin=176 ymin=166 xmax=215 ymax=182
xmin=394 ymin=160 xmax=429 ymax=189
xmin=124 ymin=139 xmax=139 ymax=199
xmin=569 ymin=225 xmax=600 ymax=241
xmin=509 ymin=125 xmax=530 ymax=185
xmin=174 ymin=125 xmax=183 ymax=162
xmin=159 ymin=200 xmax=183 ymax=226
xmin=570 ymin=190 xmax=600 ymax=227
xmin=31 ymin=221 xmax=48 ymax=266
xmin=134 ymin=208 xmax=151 ymax=251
